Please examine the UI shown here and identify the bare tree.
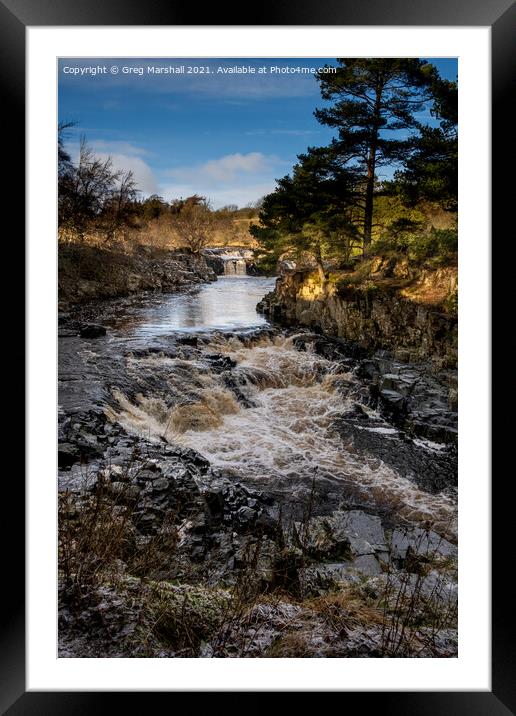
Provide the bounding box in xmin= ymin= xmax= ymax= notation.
xmin=101 ymin=169 xmax=138 ymax=243
xmin=58 ymin=120 xmax=76 ymax=177
xmin=58 ymin=135 xmax=138 ymax=242
xmin=171 ymin=197 xmax=217 ymax=253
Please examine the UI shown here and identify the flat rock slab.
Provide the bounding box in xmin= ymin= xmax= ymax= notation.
xmin=298 ymin=509 xmax=388 ymax=562
xmin=390 ymin=527 xmax=457 ymax=560
xmin=299 ymin=555 xmax=384 ymax=594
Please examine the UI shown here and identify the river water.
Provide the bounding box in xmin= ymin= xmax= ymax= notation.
xmin=132 ymin=276 xmax=275 ymax=336
xmin=59 ymin=275 xmax=457 ymax=539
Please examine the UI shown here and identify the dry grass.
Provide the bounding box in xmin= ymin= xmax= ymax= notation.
xmin=310 ymin=588 xmax=385 ymax=629
xmin=59 ymin=466 xmax=457 ymax=658
xmin=58 ymin=470 xmax=178 ymax=605
xmin=59 ymin=213 xmax=259 ymax=252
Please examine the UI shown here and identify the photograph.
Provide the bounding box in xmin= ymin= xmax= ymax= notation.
xmin=56 ymin=56 xmax=460 ymax=659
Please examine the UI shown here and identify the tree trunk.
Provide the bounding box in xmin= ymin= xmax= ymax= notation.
xmin=363 ymin=85 xmax=382 ymax=257
xmin=315 ymin=245 xmax=326 ymax=285
xmin=316 ymin=259 xmax=326 ymax=283
xmin=363 ymin=168 xmax=375 ymax=255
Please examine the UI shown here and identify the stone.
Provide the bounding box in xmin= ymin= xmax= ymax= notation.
xmin=390 ymin=527 xmax=457 ymax=561
xmin=58 ymin=442 xmax=79 ymax=468
xmin=300 ymin=510 xmax=387 ymax=561
xmin=80 ymin=324 xmax=107 ymax=338
xmin=152 ymin=477 xmax=170 ymax=492
xmin=298 ymin=515 xmax=352 ymax=560
xmin=177 ymin=336 xmax=198 ymax=347
xmin=341 ymin=403 xmax=370 ymax=421
xmin=136 ymin=469 xmax=160 ymax=483
xmin=379 ymin=373 xmax=414 ymax=396
xmin=299 ymin=555 xmax=382 ymax=596
xmin=203 ymin=489 xmax=225 ymax=520
xmin=352 ymin=554 xmax=383 ymax=576
xmin=110 ymin=482 xmax=141 ymax=501
xmin=366 ymin=570 xmax=457 ymax=605
xmin=379 ymin=388 xmax=407 ymax=411
xmin=338 ymin=510 xmax=387 ymax=551
xmin=235 ymin=506 xmax=257 ymax=525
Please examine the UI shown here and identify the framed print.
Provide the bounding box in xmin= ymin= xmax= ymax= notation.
xmin=6 ymin=0 xmax=513 ymax=709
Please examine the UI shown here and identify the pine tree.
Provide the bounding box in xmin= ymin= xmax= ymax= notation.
xmin=315 ymin=59 xmax=439 ymax=254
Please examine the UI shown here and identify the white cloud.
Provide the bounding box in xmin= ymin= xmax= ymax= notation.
xmin=64 ymin=143 xmax=282 ymax=206
xmin=158 ymin=181 xmax=277 ymax=209
xmin=65 ymin=138 xmax=158 ymax=195
xmin=159 ymin=152 xmax=286 ymax=208
xmin=164 ymin=152 xmax=278 ymax=184
xmin=96 ymin=152 xmax=158 ymax=195
xmin=91 ymin=140 xmax=149 ymax=156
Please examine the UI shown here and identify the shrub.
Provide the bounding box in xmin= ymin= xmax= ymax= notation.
xmin=408 ymin=227 xmax=458 ymax=264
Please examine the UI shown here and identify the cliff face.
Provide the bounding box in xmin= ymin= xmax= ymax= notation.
xmin=58 ymin=244 xmax=216 ymax=308
xmin=258 ymin=265 xmax=457 ymax=368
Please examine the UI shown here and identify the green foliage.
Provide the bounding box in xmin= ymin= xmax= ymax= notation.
xmin=389 ymin=126 xmax=457 ymax=211
xmin=250 ymin=145 xmax=361 ymax=270
xmin=373 ymin=225 xmax=457 ymax=266
xmin=252 ymin=59 xmax=457 ymax=268
xmin=314 ymin=59 xmax=444 ymax=250
xmin=253 ymin=246 xmax=286 ymax=275
xmin=408 ymin=227 xmax=458 ymax=264
xmin=372 ymin=194 xmax=427 ymax=244
xmin=315 ymin=59 xmax=438 ymax=170
xmin=388 ymin=77 xmax=457 ymax=211
xmin=138 ymin=194 xmax=169 ymax=221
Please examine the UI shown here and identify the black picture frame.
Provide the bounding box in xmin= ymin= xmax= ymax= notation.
xmin=7 ymin=0 xmax=513 ymax=710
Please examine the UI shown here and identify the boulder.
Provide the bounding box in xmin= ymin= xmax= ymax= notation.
xmin=80 ymin=324 xmax=107 ymax=338
xmin=390 ymin=527 xmax=457 ymax=562
xmin=299 ymin=555 xmax=384 ymax=596
xmin=58 ymin=442 xmax=79 ymax=468
xmin=298 ymin=509 xmax=387 ymax=561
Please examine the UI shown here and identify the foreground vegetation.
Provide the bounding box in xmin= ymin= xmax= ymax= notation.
xmin=59 ymin=463 xmax=457 ymax=658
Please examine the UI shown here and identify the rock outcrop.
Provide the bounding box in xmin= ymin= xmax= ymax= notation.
xmin=258 ymin=266 xmax=457 ymax=368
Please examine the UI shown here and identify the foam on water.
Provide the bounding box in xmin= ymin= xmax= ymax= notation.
xmin=108 ymin=333 xmax=457 ymax=538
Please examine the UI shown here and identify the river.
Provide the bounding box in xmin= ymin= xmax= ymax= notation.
xmin=58 ymin=274 xmax=457 ymax=539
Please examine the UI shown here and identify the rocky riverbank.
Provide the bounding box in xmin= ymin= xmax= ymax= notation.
xmin=58 ymin=311 xmax=457 ymax=658
xmin=59 ymin=442 xmax=458 ymax=658
xmin=258 ymin=263 xmax=458 ymax=369
xmin=58 ymin=243 xmax=216 ymax=309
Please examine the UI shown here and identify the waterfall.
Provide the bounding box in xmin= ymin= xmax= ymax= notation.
xmin=203 ymin=247 xmax=254 ymax=276
xmin=224 ymin=258 xmax=247 ymax=276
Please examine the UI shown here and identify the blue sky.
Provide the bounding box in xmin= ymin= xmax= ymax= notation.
xmin=58 ymin=57 xmax=457 ymax=208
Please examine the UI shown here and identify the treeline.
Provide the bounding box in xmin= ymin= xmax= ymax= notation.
xmin=58 ymin=126 xmax=259 ymax=252
xmin=250 ymin=59 xmax=457 ymax=274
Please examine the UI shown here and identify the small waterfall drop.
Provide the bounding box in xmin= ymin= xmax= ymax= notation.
xmin=224 ymin=257 xmax=247 ymax=276
xmin=203 ymin=247 xmax=255 ymax=277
